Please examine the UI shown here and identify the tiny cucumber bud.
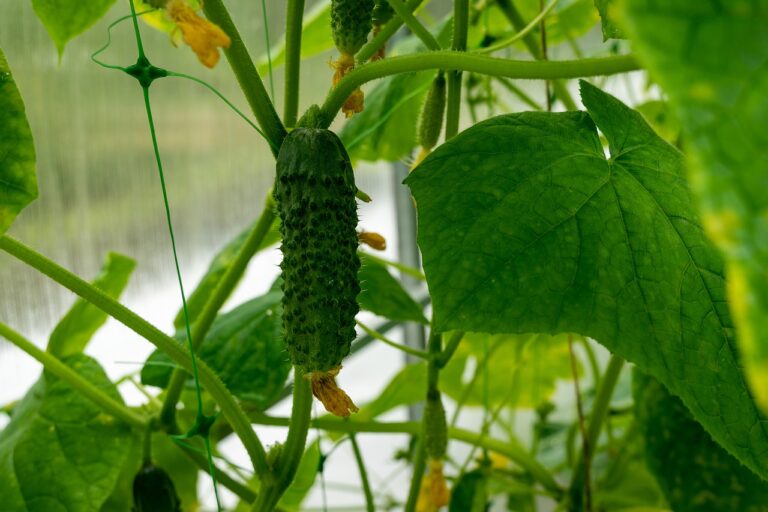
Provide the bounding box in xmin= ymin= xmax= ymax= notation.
xmin=423 ymin=391 xmax=447 ymax=460
xmin=331 ymin=0 xmax=375 ymax=56
xmin=417 ymin=72 xmax=447 ymax=151
xmin=266 ymin=442 xmax=284 ymax=470
xmin=132 ymin=463 xmax=182 ymax=512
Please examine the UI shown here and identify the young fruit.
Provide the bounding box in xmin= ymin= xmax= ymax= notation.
xmin=418 ymin=392 xmax=450 ymax=510
xmin=132 ymin=463 xmax=181 ymax=512
xmin=330 ymin=0 xmax=375 ymax=116
xmin=275 ymin=127 xmax=361 ymax=417
xmin=413 ymin=72 xmax=447 ymax=168
xmin=370 ymin=0 xmax=395 ymax=60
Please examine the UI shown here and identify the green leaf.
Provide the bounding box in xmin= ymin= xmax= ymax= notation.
xmin=145 ymin=291 xmax=291 ymax=410
xmin=634 ymin=370 xmax=768 ymax=511
xmin=635 ymin=101 xmax=680 ymax=146
xmin=256 ymin=0 xmax=333 ymax=75
xmin=0 ymin=355 xmax=132 ymax=512
xmin=594 ymin=0 xmax=624 ymax=40
xmin=278 ymin=440 xmax=322 ymax=511
xmin=0 ymin=49 xmax=37 ymax=237
xmin=449 ymin=470 xmax=487 ymax=512
xmin=405 ymin=81 xmax=768 ymax=479
xmin=31 ymin=0 xmax=116 ymax=55
xmin=358 ymin=253 xmax=427 ymax=323
xmin=174 ymin=218 xmax=279 ymax=328
xmin=622 ymin=0 xmax=768 ymax=413
xmin=441 ymin=333 xmax=578 ymax=410
xmin=48 ymin=252 xmax=136 ymax=357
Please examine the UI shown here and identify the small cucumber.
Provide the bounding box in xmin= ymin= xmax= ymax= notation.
xmin=275 ymin=127 xmax=361 ymax=416
xmin=132 ymin=464 xmax=181 ymax=512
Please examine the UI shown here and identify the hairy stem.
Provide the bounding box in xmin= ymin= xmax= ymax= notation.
xmin=349 ymin=431 xmax=375 ymax=512
xmin=202 ymin=0 xmax=286 ymax=153
xmin=0 ymin=235 xmax=270 ymax=477
xmin=320 ymin=53 xmax=640 ymax=123
xmin=160 ymin=195 xmax=276 ymax=429
xmin=283 ymin=0 xmax=306 ymax=127
xmin=445 ymin=0 xmax=469 ymax=140
xmin=385 ymin=0 xmax=440 ymax=51
xmin=0 ymin=321 xmax=148 ymax=430
xmin=567 ymin=354 xmax=625 ymax=510
xmin=252 ymin=370 xmax=313 ymax=511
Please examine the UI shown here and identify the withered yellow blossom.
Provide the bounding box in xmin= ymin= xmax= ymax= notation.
xmin=358 ymin=231 xmax=387 ymax=251
xmin=166 ymin=0 xmax=230 ymax=68
xmin=416 ymin=459 xmax=451 ymax=512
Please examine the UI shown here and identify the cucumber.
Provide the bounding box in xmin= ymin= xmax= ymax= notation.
xmin=275 ymin=127 xmax=361 ymax=416
xmin=413 ymin=72 xmax=447 ymax=167
xmin=331 ymin=0 xmax=375 ymax=56
xmin=132 ymin=464 xmax=181 ymax=512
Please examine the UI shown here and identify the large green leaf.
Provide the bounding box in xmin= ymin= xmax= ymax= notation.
xmin=48 ymin=252 xmax=136 ymax=357
xmin=144 ymin=291 xmax=291 ymax=409
xmin=0 ymin=49 xmax=37 ymax=236
xmin=358 ymin=253 xmax=427 ymax=323
xmin=173 ymin=217 xmax=279 ymax=328
xmin=405 ymin=81 xmax=768 ymax=479
xmin=31 ymin=0 xmax=116 ymax=55
xmin=441 ymin=333 xmax=577 ymax=410
xmin=0 ymin=355 xmax=132 ymax=511
xmin=634 ymin=370 xmax=768 ymax=511
xmin=622 ymin=0 xmax=768 ymax=413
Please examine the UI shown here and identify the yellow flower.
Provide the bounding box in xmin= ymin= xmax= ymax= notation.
xmin=416 ymin=459 xmax=451 ymax=512
xmin=358 ymin=231 xmax=387 ymax=251
xmin=166 ymin=0 xmax=230 ymax=68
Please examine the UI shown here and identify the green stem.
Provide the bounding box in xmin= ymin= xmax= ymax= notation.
xmin=320 ymin=53 xmax=639 ymax=124
xmin=160 ymin=195 xmax=277 ymax=429
xmin=283 ymin=0 xmax=306 ymax=127
xmin=436 ymin=331 xmax=464 ymax=368
xmin=202 ymin=0 xmax=286 ymax=154
xmin=179 ymin=441 xmax=258 ymax=503
xmin=495 ymin=0 xmax=577 ymax=110
xmin=404 ymin=437 xmax=427 ymax=512
xmin=566 ymin=354 xmax=625 ymax=510
xmin=476 ymin=0 xmax=558 ymax=55
xmin=356 ymin=0 xmax=425 ymax=63
xmin=252 ymin=369 xmax=313 ymax=511
xmin=385 ymin=0 xmax=440 ymax=51
xmin=494 ymin=76 xmax=544 ymax=110
xmin=445 ymin=0 xmax=469 ymax=140
xmin=348 ymin=431 xmax=375 ymax=512
xmin=249 ymin=414 xmax=561 ymax=495
xmin=356 ymin=320 xmax=430 ymax=360
xmin=0 ymin=235 xmax=270 ymax=477
xmin=0 ymin=321 xmax=148 ymax=430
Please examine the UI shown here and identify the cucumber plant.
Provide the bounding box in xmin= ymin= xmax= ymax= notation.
xmin=1 ymin=0 xmax=767 ymax=511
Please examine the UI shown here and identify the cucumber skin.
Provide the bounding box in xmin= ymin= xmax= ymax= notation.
xmin=132 ymin=465 xmax=181 ymax=512
xmin=331 ymin=0 xmax=375 ymax=55
xmin=275 ymin=128 xmax=361 ymax=374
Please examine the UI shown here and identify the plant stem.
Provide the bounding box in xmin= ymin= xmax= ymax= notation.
xmin=0 ymin=321 xmax=148 ymax=430
xmin=445 ymin=0 xmax=469 ymax=140
xmin=475 ymin=0 xmax=558 ymax=55
xmin=436 ymin=330 xmax=464 ymax=368
xmin=356 ymin=320 xmax=431 ymax=360
xmin=385 ymin=0 xmax=440 ymax=51
xmin=179 ymin=442 xmax=258 ymax=502
xmin=568 ymin=334 xmax=591 ymax=511
xmin=202 ymin=0 xmax=286 ymax=154
xmin=348 ymin=431 xmax=375 ymax=512
xmin=160 ymin=195 xmax=277 ymax=429
xmin=0 ymin=235 xmax=270 ymax=477
xmin=320 ymin=53 xmax=639 ymax=124
xmin=494 ymin=76 xmax=544 ymax=110
xmin=249 ymin=414 xmax=561 ymax=495
xmin=252 ymin=369 xmax=313 ymax=511
xmin=404 ymin=436 xmax=427 ymax=512
xmin=566 ymin=354 xmax=625 ymax=510
xmin=495 ymin=0 xmax=577 ymax=110
xmin=283 ymin=0 xmax=305 ymax=127
xmin=356 ymin=0 xmax=425 ymax=63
